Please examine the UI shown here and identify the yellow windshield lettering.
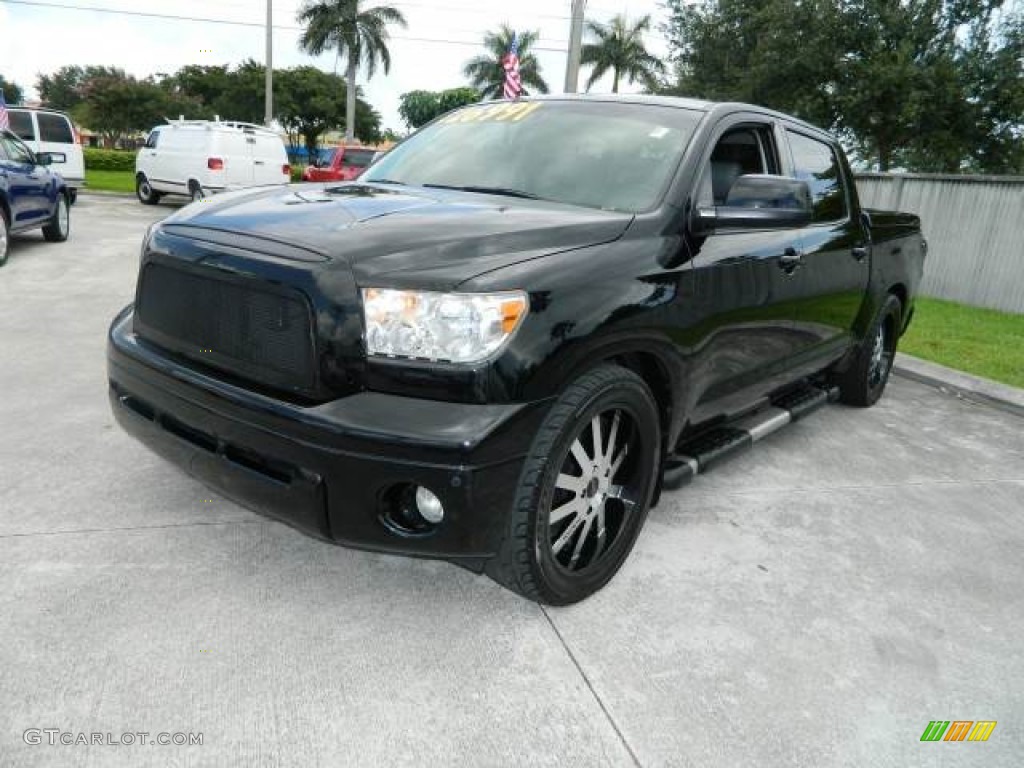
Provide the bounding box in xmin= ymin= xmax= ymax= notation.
xmin=441 ymin=102 xmax=542 ymax=124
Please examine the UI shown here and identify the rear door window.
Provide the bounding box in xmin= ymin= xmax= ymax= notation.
xmin=786 ymin=131 xmax=848 ymax=222
xmin=8 ymin=111 xmax=35 ymax=142
xmin=37 ymin=112 xmax=74 ymax=144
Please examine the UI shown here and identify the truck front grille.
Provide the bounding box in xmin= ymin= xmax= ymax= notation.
xmin=136 ymin=262 xmax=316 ymax=393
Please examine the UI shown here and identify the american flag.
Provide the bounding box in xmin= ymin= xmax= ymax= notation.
xmin=0 ymin=89 xmax=9 ymax=131
xmin=502 ymin=33 xmax=522 ymax=100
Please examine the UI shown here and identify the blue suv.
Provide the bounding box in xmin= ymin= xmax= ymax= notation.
xmin=0 ymin=128 xmax=71 ymax=267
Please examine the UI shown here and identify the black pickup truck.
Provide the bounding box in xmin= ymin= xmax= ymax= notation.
xmin=107 ymin=96 xmax=925 ymax=604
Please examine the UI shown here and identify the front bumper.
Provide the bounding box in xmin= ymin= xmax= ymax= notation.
xmin=107 ymin=307 xmax=551 ymax=563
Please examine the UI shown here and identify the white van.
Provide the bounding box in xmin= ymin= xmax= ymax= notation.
xmin=135 ymin=120 xmax=290 ymax=205
xmin=7 ymin=107 xmax=85 ymax=203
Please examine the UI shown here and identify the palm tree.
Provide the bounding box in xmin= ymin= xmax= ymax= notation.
xmin=581 ymin=14 xmax=664 ymax=94
xmin=297 ymin=0 xmax=406 ymax=142
xmin=463 ymin=25 xmax=550 ymax=99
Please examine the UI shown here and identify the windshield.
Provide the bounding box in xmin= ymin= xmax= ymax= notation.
xmin=363 ymin=100 xmax=703 ymax=212
xmin=343 ymin=148 xmax=376 ymax=168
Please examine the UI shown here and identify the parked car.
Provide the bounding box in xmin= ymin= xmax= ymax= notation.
xmin=0 ymin=129 xmax=72 ymax=267
xmin=6 ymin=107 xmax=84 ymax=204
xmin=301 ymin=145 xmax=376 ymax=182
xmin=135 ymin=120 xmax=290 ymax=205
xmin=107 ymin=96 xmax=925 ymax=603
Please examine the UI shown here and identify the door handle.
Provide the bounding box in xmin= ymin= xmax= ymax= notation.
xmin=779 ymin=247 xmax=803 ymax=270
xmin=851 ymin=246 xmax=868 ymax=261
xmin=254 ymin=160 xmax=265 ymax=165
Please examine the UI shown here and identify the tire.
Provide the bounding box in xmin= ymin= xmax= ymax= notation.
xmin=837 ymin=294 xmax=902 ymax=407
xmin=0 ymin=208 xmax=9 ymax=267
xmin=486 ymin=365 xmax=662 ymax=604
xmin=42 ymin=193 xmax=70 ymax=243
xmin=136 ymin=175 xmax=161 ymax=205
xmin=68 ymin=189 xmax=78 ymax=205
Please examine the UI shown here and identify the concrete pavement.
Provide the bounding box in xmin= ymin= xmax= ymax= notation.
xmin=1 ymin=196 xmax=1021 ymax=767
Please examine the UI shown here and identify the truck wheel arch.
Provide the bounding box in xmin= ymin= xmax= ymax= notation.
xmin=888 ymin=283 xmax=907 ymax=309
xmin=545 ymin=341 xmax=681 ymax=443
xmin=888 ymin=283 xmax=909 ymax=330
xmin=610 ymin=351 xmax=678 ymax=507
xmin=543 ymin=342 xmax=683 ymax=505
xmin=611 ymin=351 xmax=674 ymax=437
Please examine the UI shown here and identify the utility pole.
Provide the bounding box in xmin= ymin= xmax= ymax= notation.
xmin=264 ymin=0 xmax=273 ymax=126
xmin=563 ymin=0 xmax=587 ymax=93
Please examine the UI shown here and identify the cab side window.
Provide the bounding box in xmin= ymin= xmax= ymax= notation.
xmin=698 ymin=126 xmax=779 ymax=207
xmin=786 ymin=131 xmax=847 ymax=222
xmin=145 ymin=131 xmax=160 ymax=149
xmin=0 ymin=133 xmax=35 ymax=165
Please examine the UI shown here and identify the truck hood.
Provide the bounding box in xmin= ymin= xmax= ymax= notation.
xmin=162 ymin=182 xmax=633 ymax=288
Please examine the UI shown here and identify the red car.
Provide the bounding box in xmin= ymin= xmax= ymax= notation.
xmin=301 ymin=145 xmax=377 ymax=182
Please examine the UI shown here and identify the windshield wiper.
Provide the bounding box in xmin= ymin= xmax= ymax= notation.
xmin=363 ymin=178 xmax=407 ymax=186
xmin=422 ymin=183 xmax=542 ymax=200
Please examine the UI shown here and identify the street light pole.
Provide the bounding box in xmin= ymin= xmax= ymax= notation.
xmin=264 ymin=0 xmax=273 ymax=126
xmin=564 ymin=0 xmax=587 ymax=94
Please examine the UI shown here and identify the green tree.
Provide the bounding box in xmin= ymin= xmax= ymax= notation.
xmin=276 ymin=66 xmax=381 ymax=156
xmin=297 ymin=0 xmax=407 ymax=143
xmin=159 ymin=61 xmax=286 ymax=123
xmin=659 ymin=0 xmax=1023 ymax=173
xmin=438 ymin=86 xmax=480 ymax=114
xmin=463 ymin=26 xmax=549 ymax=98
xmin=214 ymin=60 xmax=270 ymax=123
xmin=398 ymin=87 xmax=479 ymax=129
xmin=36 ymin=65 xmax=129 ymax=112
xmin=36 ymin=65 xmax=86 ymax=110
xmin=959 ymin=10 xmax=1024 ymax=173
xmin=398 ymin=90 xmax=440 ymax=129
xmin=76 ymin=75 xmax=169 ymax=146
xmin=0 ymin=75 xmax=24 ymax=105
xmin=581 ymin=14 xmax=665 ymax=93
xmin=659 ymin=0 xmax=839 ymax=128
xmin=162 ymin=65 xmax=232 ymax=118
xmin=831 ymin=0 xmax=1017 ymax=172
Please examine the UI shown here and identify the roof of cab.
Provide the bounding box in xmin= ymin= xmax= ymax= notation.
xmin=527 ymin=93 xmax=714 ymax=112
xmin=6 ymin=105 xmax=74 ymax=117
xmin=521 ymin=93 xmax=834 ymax=141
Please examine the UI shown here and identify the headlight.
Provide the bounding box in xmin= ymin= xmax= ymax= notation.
xmin=362 ymin=288 xmax=528 ymax=363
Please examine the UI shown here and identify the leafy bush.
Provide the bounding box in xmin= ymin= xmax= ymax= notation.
xmin=84 ymin=148 xmax=137 ymax=172
xmin=290 ymin=165 xmax=305 ymax=183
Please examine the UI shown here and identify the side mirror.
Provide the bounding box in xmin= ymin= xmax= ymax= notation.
xmin=694 ymin=175 xmax=812 ymax=233
xmin=36 ymin=152 xmax=67 ymax=167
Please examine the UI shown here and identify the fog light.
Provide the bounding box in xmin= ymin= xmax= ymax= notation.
xmin=415 ymin=486 xmax=445 ymax=524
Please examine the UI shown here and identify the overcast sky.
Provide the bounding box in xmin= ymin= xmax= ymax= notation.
xmin=0 ymin=0 xmax=672 ymax=130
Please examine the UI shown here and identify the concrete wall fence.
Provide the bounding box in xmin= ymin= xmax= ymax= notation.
xmin=854 ymin=173 xmax=1024 ymax=314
